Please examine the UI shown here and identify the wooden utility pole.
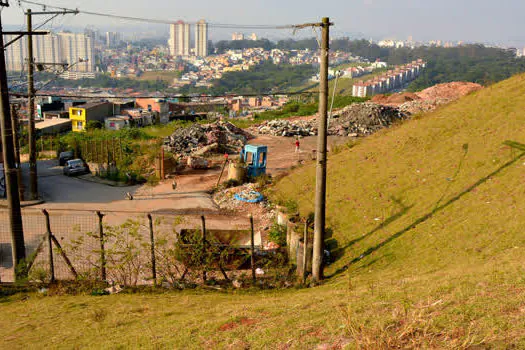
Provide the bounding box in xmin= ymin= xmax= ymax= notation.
xmin=24 ymin=9 xmax=77 ymax=200
xmin=312 ymin=17 xmax=331 ymax=282
xmin=10 ymin=104 xmax=23 ymax=200
xmin=0 ymin=10 xmax=27 ymax=279
xmin=27 ymin=9 xmax=38 ymax=200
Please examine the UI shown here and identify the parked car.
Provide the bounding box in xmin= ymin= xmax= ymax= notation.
xmin=63 ymin=159 xmax=89 ymax=176
xmin=59 ymin=151 xmax=74 ymax=166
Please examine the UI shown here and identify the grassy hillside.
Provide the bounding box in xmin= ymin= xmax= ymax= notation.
xmin=3 ymin=74 xmax=525 ymax=348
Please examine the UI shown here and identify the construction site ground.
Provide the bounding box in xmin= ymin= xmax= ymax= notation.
xmin=5 ymin=134 xmax=347 ymax=245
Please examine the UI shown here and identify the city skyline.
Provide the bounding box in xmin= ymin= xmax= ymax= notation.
xmin=1 ymin=0 xmax=525 ymax=47
xmin=3 ymin=31 xmax=95 ymax=74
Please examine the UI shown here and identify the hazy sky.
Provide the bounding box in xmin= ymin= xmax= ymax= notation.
xmin=2 ymin=0 xmax=525 ymax=46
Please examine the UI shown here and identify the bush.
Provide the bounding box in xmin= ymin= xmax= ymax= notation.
xmin=268 ymin=222 xmax=287 ymax=246
xmin=85 ymin=120 xmax=103 ymax=131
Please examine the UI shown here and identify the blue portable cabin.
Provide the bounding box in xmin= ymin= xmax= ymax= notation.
xmin=240 ymin=144 xmax=267 ymax=177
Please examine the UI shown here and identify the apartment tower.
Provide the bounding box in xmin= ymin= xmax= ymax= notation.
xmin=195 ymin=19 xmax=208 ymax=57
xmin=169 ymin=20 xmax=190 ymax=57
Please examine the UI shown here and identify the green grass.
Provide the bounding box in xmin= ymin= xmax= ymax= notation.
xmin=3 ymin=74 xmax=525 ymax=348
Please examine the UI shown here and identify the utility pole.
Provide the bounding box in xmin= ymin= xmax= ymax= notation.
xmin=27 ymin=9 xmax=38 ymax=200
xmin=0 ymin=5 xmax=27 ymax=279
xmin=312 ymin=17 xmax=331 ymax=282
xmin=10 ymin=104 xmax=23 ymax=201
xmin=24 ymin=8 xmax=78 ymax=200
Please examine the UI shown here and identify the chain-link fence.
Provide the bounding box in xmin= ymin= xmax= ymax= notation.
xmin=0 ymin=208 xmax=270 ymax=285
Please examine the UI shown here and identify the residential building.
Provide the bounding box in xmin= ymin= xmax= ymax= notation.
xmin=69 ymin=102 xmax=113 ymax=132
xmin=195 ymin=19 xmax=208 ymax=57
xmin=105 ymin=116 xmax=130 ymax=130
xmin=135 ymin=98 xmax=169 ymax=123
xmin=4 ymin=31 xmax=94 ymax=74
xmin=35 ymin=119 xmax=72 ymax=135
xmin=169 ymin=21 xmax=190 ymax=57
xmin=4 ymin=33 xmax=61 ymax=72
xmin=59 ymin=32 xmax=95 ymax=72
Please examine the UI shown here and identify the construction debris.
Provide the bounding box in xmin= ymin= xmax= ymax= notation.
xmin=328 ymin=102 xmax=407 ymax=137
xmin=257 ymin=119 xmax=317 ymax=137
xmin=256 ymin=103 xmax=406 ymax=138
xmin=187 ymin=156 xmax=209 ymax=169
xmin=165 ymin=121 xmax=251 ymax=156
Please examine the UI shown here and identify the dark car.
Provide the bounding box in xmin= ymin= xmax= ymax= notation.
xmin=59 ymin=151 xmax=74 ymax=166
xmin=63 ymin=159 xmax=89 ymax=176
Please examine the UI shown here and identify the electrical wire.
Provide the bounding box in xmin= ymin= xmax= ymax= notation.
xmin=33 ymin=12 xmax=59 ymax=30
xmin=9 ymin=90 xmax=317 ymax=99
xmin=17 ymin=0 xmax=299 ymax=29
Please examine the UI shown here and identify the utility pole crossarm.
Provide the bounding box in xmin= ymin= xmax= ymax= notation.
xmin=3 ymin=32 xmax=49 ymax=49
xmin=3 ymin=31 xmax=49 ymax=35
xmin=24 ymin=10 xmax=79 ymax=15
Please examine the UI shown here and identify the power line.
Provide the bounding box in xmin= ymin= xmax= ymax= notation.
xmin=17 ymin=0 xmax=298 ymax=29
xmin=9 ymin=90 xmax=316 ymax=99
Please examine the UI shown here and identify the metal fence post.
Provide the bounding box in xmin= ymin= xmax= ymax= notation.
xmin=42 ymin=209 xmax=55 ymax=282
xmin=250 ymin=215 xmax=256 ymax=283
xmin=201 ymin=215 xmax=207 ymax=283
xmin=147 ymin=214 xmax=157 ymax=286
xmin=96 ymin=211 xmax=106 ymax=281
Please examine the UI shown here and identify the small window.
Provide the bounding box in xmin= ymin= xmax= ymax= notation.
xmin=76 ymin=110 xmax=82 ymax=116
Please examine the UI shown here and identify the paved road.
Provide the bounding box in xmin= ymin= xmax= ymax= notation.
xmin=24 ymin=160 xmax=140 ymax=204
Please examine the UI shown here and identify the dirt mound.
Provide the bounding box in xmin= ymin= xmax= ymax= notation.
xmin=373 ymin=82 xmax=484 ymax=115
xmin=416 ymin=82 xmax=483 ymax=101
xmin=372 ymin=92 xmax=421 ymax=104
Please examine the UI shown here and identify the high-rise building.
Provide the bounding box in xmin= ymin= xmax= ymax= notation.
xmin=232 ymin=32 xmax=244 ymax=41
xmin=249 ymin=33 xmax=257 ymax=41
xmin=195 ymin=20 xmax=208 ymax=57
xmin=3 ymin=32 xmax=94 ymax=73
xmin=169 ymin=21 xmax=190 ymax=57
xmin=105 ymin=32 xmax=122 ymax=48
xmin=58 ymin=32 xmax=95 ymax=72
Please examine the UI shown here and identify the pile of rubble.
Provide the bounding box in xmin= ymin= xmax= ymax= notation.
xmin=372 ymin=82 xmax=483 ymax=115
xmin=214 ymin=183 xmax=262 ymax=210
xmin=257 ymin=119 xmax=317 ymax=137
xmin=164 ymin=121 xmax=251 ymax=156
xmin=328 ymin=102 xmax=407 ymax=137
xmin=255 ymin=103 xmax=406 ymax=138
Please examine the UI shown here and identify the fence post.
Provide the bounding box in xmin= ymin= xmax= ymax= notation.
xmin=96 ymin=211 xmax=107 ymax=281
xmin=42 ymin=209 xmax=55 ymax=282
xmin=201 ymin=215 xmax=207 ymax=283
xmin=147 ymin=214 xmax=157 ymax=286
xmin=303 ymin=219 xmax=309 ymax=284
xmin=250 ymin=215 xmax=256 ymax=283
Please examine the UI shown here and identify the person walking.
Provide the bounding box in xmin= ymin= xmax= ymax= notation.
xmin=295 ymin=137 xmax=301 ymax=153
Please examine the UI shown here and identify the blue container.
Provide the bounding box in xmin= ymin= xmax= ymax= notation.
xmin=240 ymin=145 xmax=267 ymax=178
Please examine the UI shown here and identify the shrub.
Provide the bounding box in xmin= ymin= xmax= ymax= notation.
xmin=268 ymin=222 xmax=287 ymax=246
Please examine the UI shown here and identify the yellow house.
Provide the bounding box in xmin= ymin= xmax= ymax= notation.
xmin=69 ymin=102 xmax=113 ymax=132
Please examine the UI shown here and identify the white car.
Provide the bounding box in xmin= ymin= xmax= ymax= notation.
xmin=63 ymin=159 xmax=89 ymax=176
